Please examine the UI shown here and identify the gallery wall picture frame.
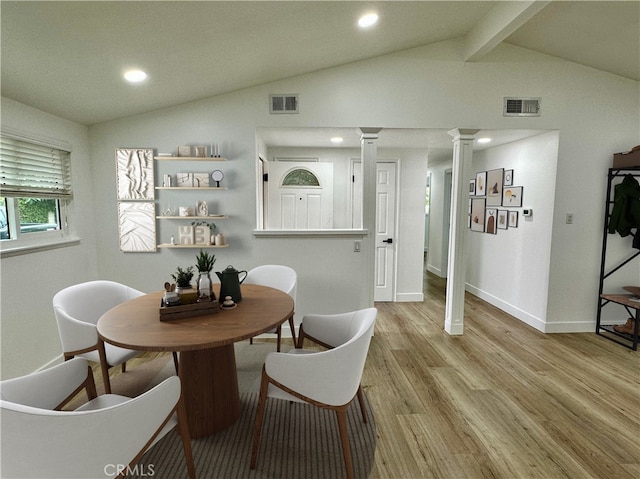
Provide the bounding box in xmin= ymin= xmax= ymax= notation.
xmin=485 ymin=208 xmax=498 ymax=234
xmin=486 ymin=168 xmax=504 ymax=206
xmin=115 ymin=148 xmax=155 ymax=201
xmin=497 ymin=210 xmax=509 ymax=229
xmin=118 ymin=202 xmax=157 ymax=252
xmin=475 ymin=171 xmax=487 ymax=196
xmin=503 ymin=186 xmax=523 ymax=207
xmin=509 ymin=210 xmax=519 ymax=227
xmin=504 ymin=169 xmax=514 ymax=187
xmin=470 ymin=198 xmax=486 ymax=232
xmin=469 ymin=179 xmax=476 ymax=195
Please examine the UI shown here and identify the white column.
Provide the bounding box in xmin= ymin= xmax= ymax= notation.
xmin=444 ymin=129 xmax=478 ymax=335
xmin=359 ymin=128 xmax=381 ymax=307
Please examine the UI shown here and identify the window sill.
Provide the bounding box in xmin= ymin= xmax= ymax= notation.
xmin=0 ymin=236 xmax=81 ymax=258
xmin=253 ymin=229 xmax=368 ymax=238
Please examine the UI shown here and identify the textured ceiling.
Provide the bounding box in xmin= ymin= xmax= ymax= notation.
xmin=2 ymin=1 xmax=638 ymax=127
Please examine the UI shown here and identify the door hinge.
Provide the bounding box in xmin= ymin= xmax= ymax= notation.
xmin=263 ymin=173 xmax=268 ymax=182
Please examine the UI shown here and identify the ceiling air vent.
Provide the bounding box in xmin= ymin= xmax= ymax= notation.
xmin=270 ymin=94 xmax=299 ymax=114
xmin=503 ymin=97 xmax=541 ymax=117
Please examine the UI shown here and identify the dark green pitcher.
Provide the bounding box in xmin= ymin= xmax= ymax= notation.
xmin=216 ymin=265 xmax=247 ymax=303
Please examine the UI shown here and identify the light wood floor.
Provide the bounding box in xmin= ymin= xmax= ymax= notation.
xmin=364 ymin=272 xmax=640 ymax=479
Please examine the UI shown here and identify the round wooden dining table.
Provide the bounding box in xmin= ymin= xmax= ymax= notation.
xmin=97 ymin=283 xmax=294 ymax=438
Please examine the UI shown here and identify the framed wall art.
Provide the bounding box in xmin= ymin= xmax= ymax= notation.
xmin=469 ymin=179 xmax=476 ymax=196
xmin=115 ymin=148 xmax=154 ymax=201
xmin=509 ymin=210 xmax=519 ymax=228
xmin=475 ymin=171 xmax=487 ymax=196
xmin=485 ymin=208 xmax=497 ymax=234
xmin=470 ymin=198 xmax=486 ymax=232
xmin=504 ymin=169 xmax=514 ymax=186
xmin=497 ymin=210 xmax=509 ymax=230
xmin=118 ymin=202 xmax=156 ymax=252
xmin=503 ymin=186 xmax=523 ymax=207
xmin=486 ymin=168 xmax=504 ymax=206
xmin=176 ymin=173 xmax=193 ymax=187
xmin=177 ymin=146 xmax=191 ymax=157
xmin=193 ymin=173 xmax=210 ymax=188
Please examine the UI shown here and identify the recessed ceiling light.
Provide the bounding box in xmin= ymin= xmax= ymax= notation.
xmin=331 ymin=137 xmax=344 ymax=144
xmin=124 ymin=69 xmax=147 ymax=83
xmin=358 ymin=13 xmax=379 ymax=28
xmin=477 ymin=137 xmax=492 ymax=144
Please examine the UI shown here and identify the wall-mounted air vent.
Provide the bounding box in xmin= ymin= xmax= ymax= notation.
xmin=270 ymin=94 xmax=299 ymax=114
xmin=503 ymin=97 xmax=541 ymax=117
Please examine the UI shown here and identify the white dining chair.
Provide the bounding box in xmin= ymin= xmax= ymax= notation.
xmin=250 ymin=307 xmax=377 ymax=479
xmin=53 ymin=280 xmax=146 ymax=394
xmin=0 ymin=358 xmax=196 ymax=479
xmin=296 ymin=310 xmax=375 ymax=423
xmin=243 ymin=265 xmax=297 ymax=351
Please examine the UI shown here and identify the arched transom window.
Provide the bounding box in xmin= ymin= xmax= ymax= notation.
xmin=281 ymin=168 xmax=320 ymax=187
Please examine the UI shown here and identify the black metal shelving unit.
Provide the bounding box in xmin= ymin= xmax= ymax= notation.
xmin=596 ymin=167 xmax=640 ymax=350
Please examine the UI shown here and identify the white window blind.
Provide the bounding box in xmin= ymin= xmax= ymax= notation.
xmin=0 ymin=135 xmax=72 ymax=199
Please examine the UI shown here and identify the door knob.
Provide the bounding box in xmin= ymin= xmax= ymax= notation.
xmin=382 ymin=238 xmax=393 ymax=244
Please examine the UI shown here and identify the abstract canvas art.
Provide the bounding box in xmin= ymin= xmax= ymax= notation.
xmin=115 ymin=148 xmax=154 ymax=201
xmin=118 ymin=202 xmax=156 ymax=252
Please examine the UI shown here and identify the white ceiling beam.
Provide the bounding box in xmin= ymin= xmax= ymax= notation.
xmin=464 ymin=0 xmax=551 ymax=62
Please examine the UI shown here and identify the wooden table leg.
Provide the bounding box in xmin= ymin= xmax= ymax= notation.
xmin=178 ymin=344 xmax=241 ymax=438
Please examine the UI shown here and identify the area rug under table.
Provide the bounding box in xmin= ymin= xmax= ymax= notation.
xmin=124 ymin=342 xmax=376 ymax=479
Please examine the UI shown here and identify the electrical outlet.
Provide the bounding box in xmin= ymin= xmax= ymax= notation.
xmin=566 ymin=213 xmax=574 ymax=224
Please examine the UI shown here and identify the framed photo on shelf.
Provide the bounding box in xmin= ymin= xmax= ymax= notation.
xmin=470 ymin=198 xmax=486 ymax=232
xmin=469 ymin=179 xmax=476 ymax=196
xmin=194 ymin=146 xmax=208 ymax=157
xmin=176 ymin=173 xmax=193 ymax=187
xmin=486 ymin=168 xmax=504 ymax=206
xmin=502 ymin=186 xmax=523 ymax=207
xmin=497 ymin=210 xmax=509 ymax=230
xmin=177 ymin=146 xmax=191 ymax=157
xmin=509 ymin=210 xmax=519 ymax=228
xmin=193 ymin=173 xmax=210 ymax=188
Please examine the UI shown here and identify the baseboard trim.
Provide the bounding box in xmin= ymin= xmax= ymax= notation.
xmin=395 ymin=292 xmax=424 ymax=302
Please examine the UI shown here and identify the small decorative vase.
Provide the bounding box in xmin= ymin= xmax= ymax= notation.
xmin=197 ymin=272 xmax=215 ymax=301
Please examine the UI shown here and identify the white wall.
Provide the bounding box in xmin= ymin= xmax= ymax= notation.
xmin=2 ymin=37 xmax=639 ymax=378
xmin=0 ymin=98 xmax=95 ymax=378
xmin=465 ymin=131 xmax=559 ymax=331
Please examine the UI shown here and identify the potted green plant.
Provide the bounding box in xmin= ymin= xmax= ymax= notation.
xmin=171 ymin=266 xmax=197 ymax=304
xmin=195 ymin=250 xmax=216 ymax=301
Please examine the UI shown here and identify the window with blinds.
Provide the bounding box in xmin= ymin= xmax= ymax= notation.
xmin=0 ymin=135 xmax=72 ymax=198
xmin=0 ymin=133 xmax=73 ymax=250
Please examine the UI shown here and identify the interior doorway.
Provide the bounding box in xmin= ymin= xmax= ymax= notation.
xmin=351 ymin=159 xmax=399 ymax=301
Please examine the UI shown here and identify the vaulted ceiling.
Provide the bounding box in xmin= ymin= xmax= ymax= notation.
xmin=2 ymin=1 xmax=638 ymax=128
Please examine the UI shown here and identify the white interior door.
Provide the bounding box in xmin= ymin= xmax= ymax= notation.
xmin=374 ymin=162 xmax=397 ymax=302
xmin=267 ymin=162 xmax=333 ymax=229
